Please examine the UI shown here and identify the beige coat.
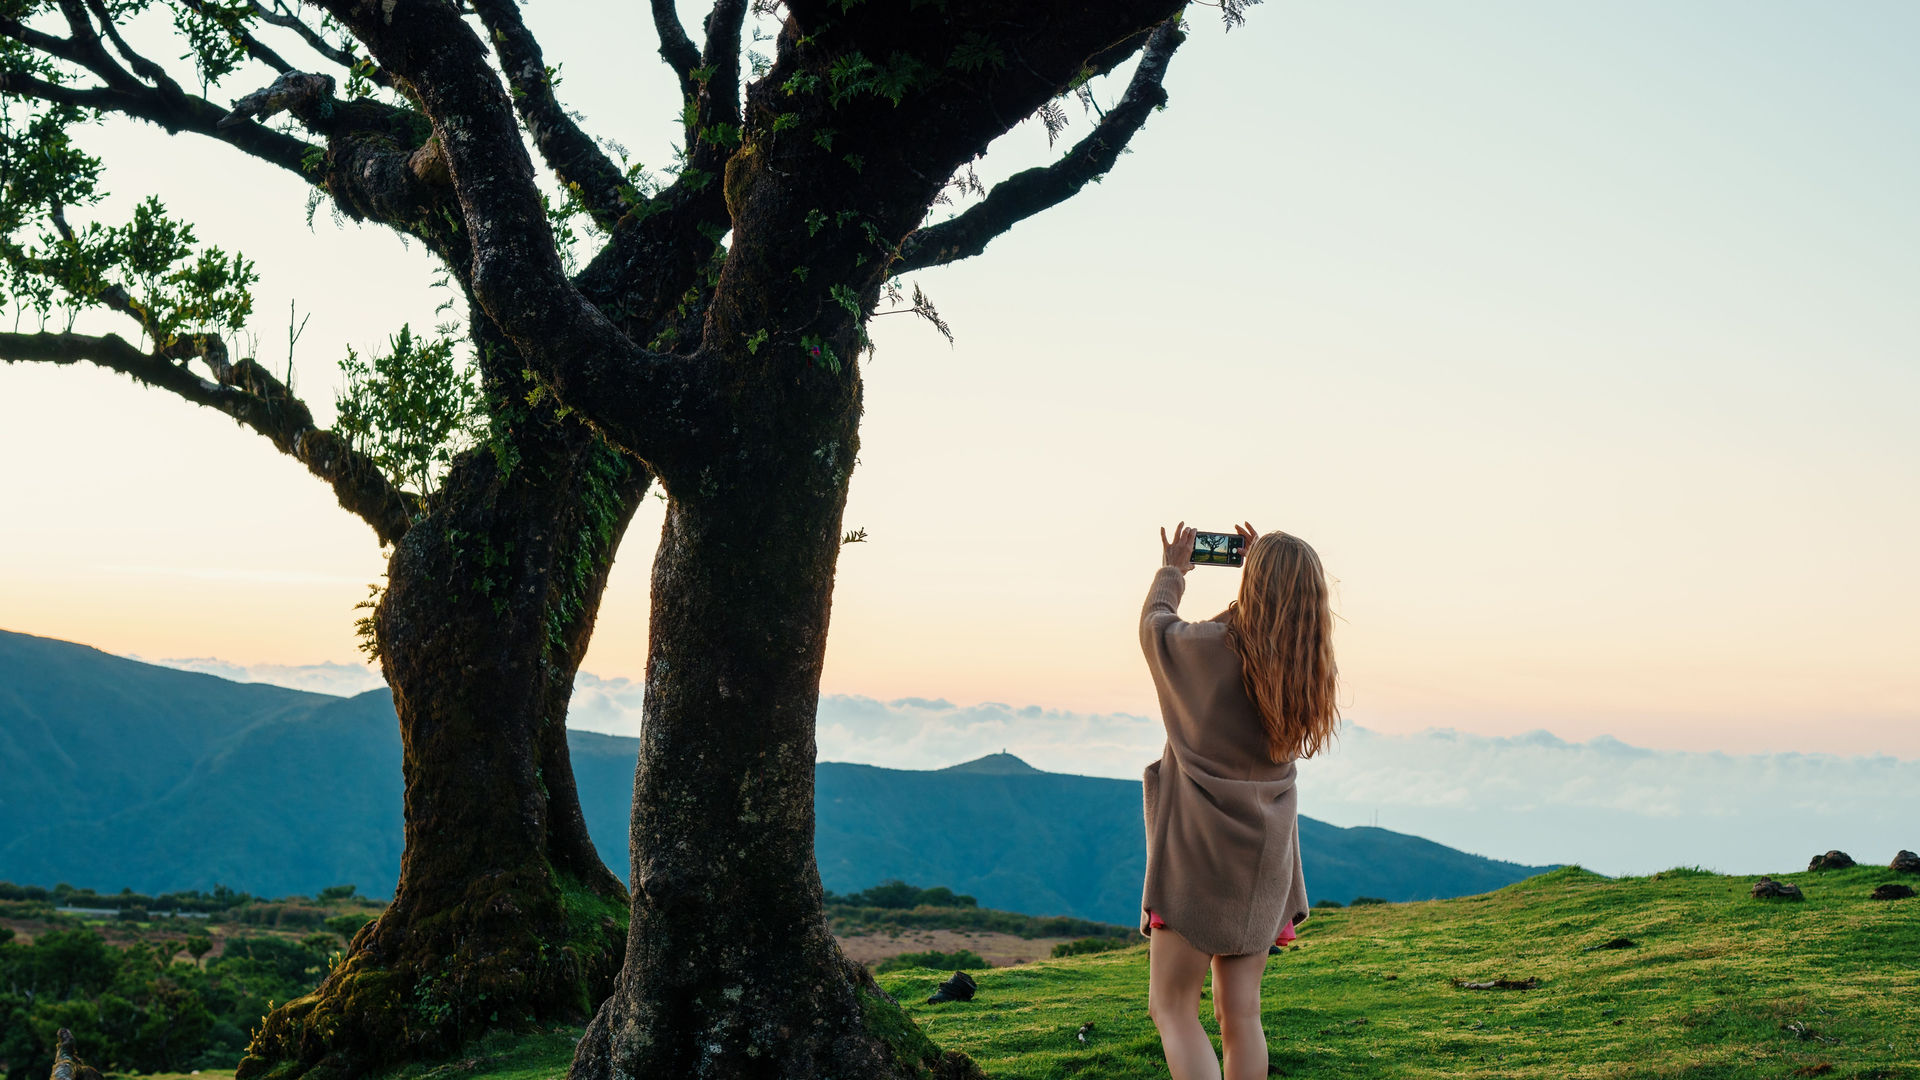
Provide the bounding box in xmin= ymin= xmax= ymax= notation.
xmin=1138 ymin=565 xmax=1310 ymax=956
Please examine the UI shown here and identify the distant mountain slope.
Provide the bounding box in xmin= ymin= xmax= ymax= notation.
xmin=0 ymin=629 xmax=337 ymax=846
xmin=812 ymin=754 xmax=1558 ymax=923
xmin=0 ymin=629 xmax=1558 ymax=922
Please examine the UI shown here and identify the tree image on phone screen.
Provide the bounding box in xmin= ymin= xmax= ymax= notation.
xmin=1192 ymin=531 xmax=1243 ymax=566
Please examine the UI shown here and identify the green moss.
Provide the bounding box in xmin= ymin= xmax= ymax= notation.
xmin=367 ymin=1026 xmax=585 ymax=1080
xmin=239 ymin=863 xmax=623 ymax=1080
xmin=554 ymin=869 xmax=629 ymax=938
xmin=540 ymin=434 xmax=633 ymax=662
xmin=853 ymin=974 xmax=946 ymax=1078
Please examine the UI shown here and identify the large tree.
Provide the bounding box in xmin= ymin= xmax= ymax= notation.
xmin=0 ymin=14 xmax=653 ymax=1078
xmin=0 ymin=0 xmax=1238 ymax=1075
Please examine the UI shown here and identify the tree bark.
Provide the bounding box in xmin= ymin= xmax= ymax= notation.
xmin=237 ymin=421 xmax=648 ymax=1080
xmin=569 ymin=372 xmax=979 ymax=1079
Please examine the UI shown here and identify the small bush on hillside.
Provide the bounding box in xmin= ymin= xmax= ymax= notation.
xmin=0 ymin=899 xmax=55 ymax=919
xmin=317 ymin=884 xmax=358 ymax=901
xmin=873 ymin=948 xmax=987 ymax=974
xmin=825 ymin=904 xmax=1126 ymax=940
xmin=8 ymin=882 xmax=254 ymax=915
xmin=325 ymin=912 xmax=376 ymax=943
xmin=1051 ymin=936 xmax=1132 ymax=958
xmin=1312 ymin=898 xmax=1345 ymax=909
xmin=225 ymin=902 xmax=328 ymax=929
xmin=829 ymin=880 xmax=979 ymax=909
xmin=1349 ymin=896 xmax=1389 ymax=906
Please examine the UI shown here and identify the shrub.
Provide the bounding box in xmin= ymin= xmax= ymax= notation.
xmin=873 ymin=949 xmax=987 ymax=975
xmin=1051 ymin=936 xmax=1131 ymax=958
xmin=324 ymin=912 xmax=376 ymax=944
xmin=1349 ymin=896 xmax=1389 ymax=906
xmin=1311 ymin=898 xmax=1345 ymax=909
xmin=831 ymin=880 xmax=981 ymax=910
xmin=225 ymin=902 xmax=328 ymax=929
xmin=851 ymin=880 xmax=923 ymax=909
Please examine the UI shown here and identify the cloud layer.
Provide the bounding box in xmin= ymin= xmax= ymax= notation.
xmin=138 ymin=657 xmax=1919 ymax=879
xmin=135 ymin=655 xmax=388 ymax=698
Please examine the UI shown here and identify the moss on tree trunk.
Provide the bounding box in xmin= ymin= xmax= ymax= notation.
xmin=238 ymin=427 xmax=646 ymax=1080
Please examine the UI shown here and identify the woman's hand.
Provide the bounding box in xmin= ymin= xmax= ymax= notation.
xmin=1233 ymin=521 xmax=1260 ymax=557
xmin=1160 ymin=522 xmax=1196 ymax=574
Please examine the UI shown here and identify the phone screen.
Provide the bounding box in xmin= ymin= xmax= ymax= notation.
xmin=1192 ymin=531 xmax=1245 ymax=567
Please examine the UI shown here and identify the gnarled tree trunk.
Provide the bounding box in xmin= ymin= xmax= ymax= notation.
xmin=239 ymin=419 xmax=647 ymax=1080
xmin=560 ymin=4 xmax=1188 ymax=1074
xmin=570 ymin=384 xmax=976 ymax=1078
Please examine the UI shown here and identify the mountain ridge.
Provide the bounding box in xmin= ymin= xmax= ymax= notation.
xmin=0 ymin=629 xmax=1559 ymax=923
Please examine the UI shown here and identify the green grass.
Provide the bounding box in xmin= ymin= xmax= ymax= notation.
xmin=371 ymin=1027 xmax=587 ymax=1080
xmin=370 ymin=865 xmax=1920 ymax=1079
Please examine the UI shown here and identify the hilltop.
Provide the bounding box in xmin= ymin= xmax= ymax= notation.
xmin=368 ymin=862 xmax=1920 ymax=1080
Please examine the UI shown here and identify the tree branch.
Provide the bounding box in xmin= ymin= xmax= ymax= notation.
xmin=651 ymin=0 xmax=701 ymax=99
xmin=562 ymin=0 xmax=746 ymax=348
xmin=310 ymin=0 xmax=717 ymax=479
xmin=0 ymin=328 xmax=418 ymax=545
xmin=174 ymin=0 xmax=295 ymax=75
xmin=699 ymin=0 xmax=748 ymax=133
xmin=0 ymin=32 xmax=312 ymax=177
xmin=51 ymin=0 xmax=144 ymax=94
xmin=248 ymin=0 xmax=399 ymax=91
xmin=893 ymin=18 xmax=1186 ymax=274
xmin=0 ymin=9 xmax=475 ymax=277
xmin=469 ymin=0 xmax=631 ymax=232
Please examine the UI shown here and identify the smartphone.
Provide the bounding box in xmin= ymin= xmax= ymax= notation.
xmin=1191 ymin=531 xmax=1245 ymax=567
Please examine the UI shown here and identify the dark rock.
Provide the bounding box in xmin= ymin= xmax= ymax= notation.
xmin=1870 ymin=884 xmax=1914 ymax=901
xmin=926 ymin=969 xmax=978 ymax=1004
xmin=1752 ymin=876 xmax=1805 ymax=900
xmin=1453 ymin=977 xmax=1539 ymax=990
xmin=1807 ymin=850 xmax=1856 ymax=871
xmin=1781 ymin=1021 xmax=1837 ymax=1044
xmin=1891 ymin=850 xmax=1920 ymax=874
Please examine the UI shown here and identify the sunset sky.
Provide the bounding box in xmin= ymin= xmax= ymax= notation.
xmin=2 ymin=1 xmax=1915 ymax=762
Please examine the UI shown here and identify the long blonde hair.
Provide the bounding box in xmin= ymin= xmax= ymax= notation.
xmin=1224 ymin=531 xmax=1340 ymax=763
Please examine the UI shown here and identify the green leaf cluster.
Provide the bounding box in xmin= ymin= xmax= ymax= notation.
xmin=825 ymin=51 xmax=929 ymax=107
xmin=168 ymin=0 xmax=256 ymax=88
xmin=1 ymin=91 xmax=256 ymax=345
xmin=334 ymin=324 xmax=484 ymax=501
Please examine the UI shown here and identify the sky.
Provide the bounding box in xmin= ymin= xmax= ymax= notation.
xmin=2 ymin=0 xmax=1917 ymax=850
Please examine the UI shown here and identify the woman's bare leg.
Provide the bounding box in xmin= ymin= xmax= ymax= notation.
xmin=1210 ymin=949 xmax=1269 ymax=1080
xmin=1148 ymin=925 xmax=1221 ymax=1080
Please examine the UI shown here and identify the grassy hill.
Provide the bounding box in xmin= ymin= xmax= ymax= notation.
xmin=368 ymin=864 xmax=1920 ymax=1080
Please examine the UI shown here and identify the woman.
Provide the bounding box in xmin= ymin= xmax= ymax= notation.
xmin=1140 ymin=522 xmax=1339 ymax=1080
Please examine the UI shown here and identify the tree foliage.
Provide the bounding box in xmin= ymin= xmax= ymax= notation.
xmin=0 ymin=926 xmax=329 ymax=1080
xmin=334 ymin=323 xmax=483 ymax=504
